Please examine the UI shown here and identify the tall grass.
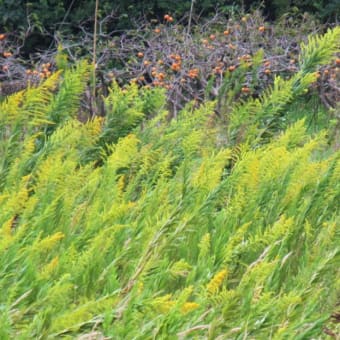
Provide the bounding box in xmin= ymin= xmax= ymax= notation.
xmin=0 ymin=27 xmax=339 ymax=339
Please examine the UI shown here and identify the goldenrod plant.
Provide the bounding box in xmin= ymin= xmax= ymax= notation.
xmin=0 ymin=27 xmax=339 ymax=339
xmin=228 ymin=26 xmax=340 ymax=145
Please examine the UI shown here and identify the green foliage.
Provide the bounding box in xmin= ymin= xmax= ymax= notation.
xmin=228 ymin=26 xmax=340 ymax=145
xmin=55 ymin=44 xmax=68 ymax=71
xmin=0 ymin=27 xmax=339 ymax=338
xmin=101 ymin=82 xmax=164 ymax=145
xmin=0 ymin=1 xmax=239 ymax=34
xmin=299 ymin=26 xmax=340 ymax=75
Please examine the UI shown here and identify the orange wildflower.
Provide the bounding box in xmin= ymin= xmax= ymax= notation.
xmin=156 ymin=72 xmax=165 ymax=80
xmin=171 ymin=63 xmax=181 ymax=71
xmin=188 ymin=68 xmax=199 ymax=79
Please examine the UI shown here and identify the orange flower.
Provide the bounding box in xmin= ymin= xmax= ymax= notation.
xmin=223 ymin=30 xmax=230 ymax=36
xmin=241 ymin=86 xmax=250 ymax=93
xmin=188 ymin=68 xmax=199 ymax=78
xmin=143 ymin=60 xmax=151 ymax=66
xmin=156 ymin=72 xmax=165 ymax=80
xmin=137 ymin=52 xmax=144 ymax=58
xmin=336 ymin=58 xmax=340 ymax=65
xmin=174 ymin=54 xmax=181 ymax=61
xmin=3 ymin=51 xmax=12 ymax=58
xmin=228 ymin=65 xmax=236 ymax=72
xmin=209 ymin=34 xmax=216 ymax=41
xmin=164 ymin=14 xmax=173 ymax=22
xmin=154 ymin=28 xmax=161 ymax=34
xmin=264 ymin=69 xmax=271 ymax=74
xmin=258 ymin=26 xmax=265 ymax=32
xmin=171 ymin=63 xmax=181 ymax=71
xmin=0 ymin=33 xmax=6 ymax=40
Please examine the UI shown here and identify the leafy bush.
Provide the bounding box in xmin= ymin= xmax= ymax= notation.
xmin=0 ymin=0 xmax=338 ymax=37
xmin=1 ymin=10 xmax=338 ymax=117
xmin=0 ymin=26 xmax=339 ymax=339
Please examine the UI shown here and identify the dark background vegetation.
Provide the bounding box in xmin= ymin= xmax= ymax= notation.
xmin=0 ymin=0 xmax=339 ymax=54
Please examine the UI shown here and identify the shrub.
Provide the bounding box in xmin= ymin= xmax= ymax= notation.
xmin=0 ymin=26 xmax=339 ymax=338
xmin=1 ymin=10 xmax=338 ymax=118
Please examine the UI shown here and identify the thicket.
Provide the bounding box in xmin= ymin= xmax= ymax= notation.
xmin=1 ymin=10 xmax=339 ymax=118
xmin=0 ymin=0 xmax=339 ymax=69
xmin=0 ymin=0 xmax=339 ymax=35
xmin=0 ymin=23 xmax=339 ymax=339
